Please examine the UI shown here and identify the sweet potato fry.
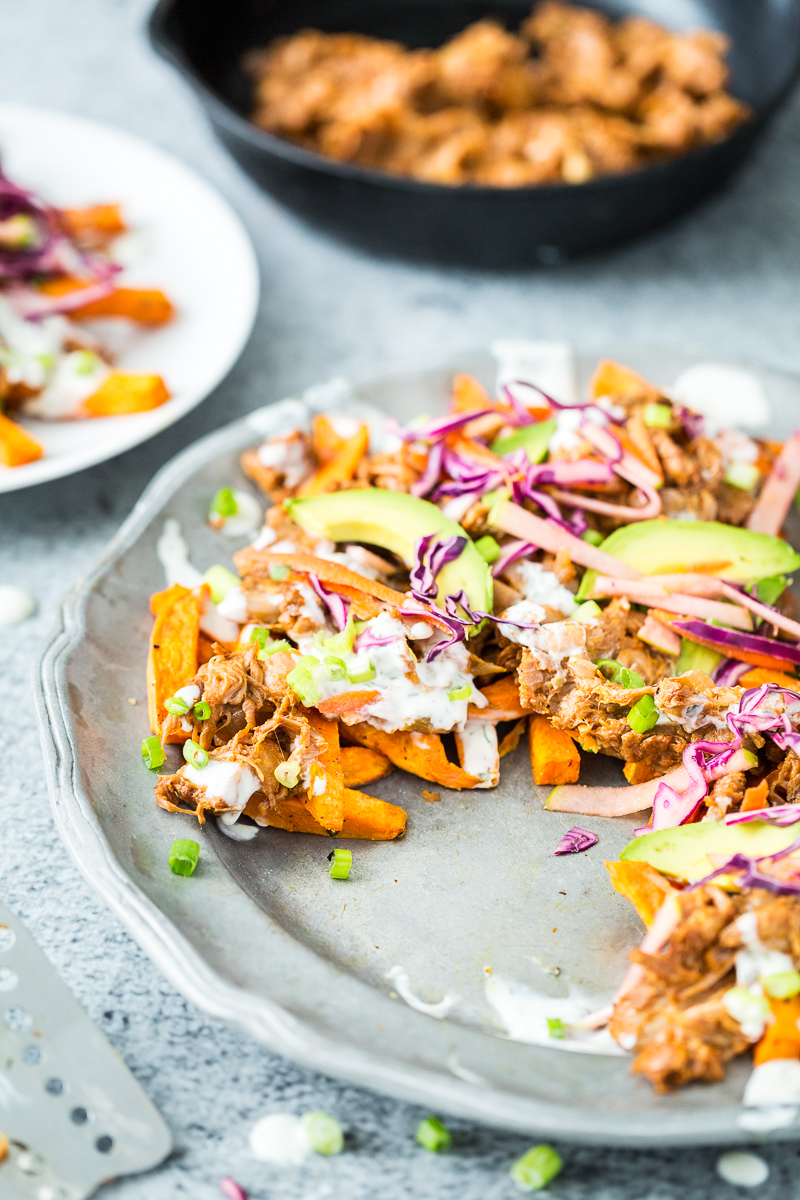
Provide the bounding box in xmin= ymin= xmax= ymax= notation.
xmin=60 ymin=204 xmax=125 ymax=239
xmin=344 ymin=723 xmax=479 ymax=790
xmin=317 ymin=690 xmax=381 ymax=719
xmin=450 ymin=372 xmax=491 ymax=413
xmin=304 ymin=709 xmax=344 ymax=831
xmin=0 ymin=411 xmax=43 ymax=466
xmin=590 ymin=359 xmax=661 ymax=402
xmin=339 ymin=787 xmax=407 ymax=839
xmin=740 ymin=778 xmax=769 ymax=812
xmin=150 ymin=583 xmax=190 ymax=617
xmin=341 ymin=746 xmax=394 ymax=787
xmin=298 ymin=423 xmax=369 ymax=497
xmin=754 ymin=994 xmax=800 ymax=1065
xmin=312 ymin=413 xmax=346 ymax=465
xmin=529 ymin=715 xmax=580 ymax=785
xmin=147 ymin=585 xmax=206 ymax=740
xmin=468 ymin=674 xmax=527 ymax=721
xmin=84 ymin=373 xmax=170 ymax=417
xmin=739 ymin=666 xmax=800 ymax=690
xmin=248 ymin=788 xmax=406 ymax=840
xmin=72 ymin=288 xmax=175 ymax=325
xmin=605 ymin=860 xmax=674 ymax=926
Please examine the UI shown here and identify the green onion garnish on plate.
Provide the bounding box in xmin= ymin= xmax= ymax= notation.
xmin=627 ymin=694 xmax=659 ymax=734
xmin=547 ymin=1017 xmax=565 ymax=1039
xmin=141 ymin=735 xmax=164 ymax=770
xmin=169 ymin=838 xmax=199 ymax=877
xmin=447 ymin=684 xmax=471 ymax=702
xmin=164 ymin=694 xmax=191 ymax=717
xmin=194 ymin=700 xmax=210 ymax=721
xmin=209 ymin=487 xmax=238 ymax=519
xmin=328 ymin=848 xmax=352 ymax=880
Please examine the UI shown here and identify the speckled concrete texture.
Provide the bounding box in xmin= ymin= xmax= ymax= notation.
xmin=4 ymin=0 xmax=800 ymax=1195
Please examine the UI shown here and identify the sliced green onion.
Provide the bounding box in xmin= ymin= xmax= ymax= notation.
xmin=182 ymin=740 xmax=209 ymax=769
xmin=627 ymin=694 xmax=658 ymax=734
xmin=581 ymin=529 xmax=604 ymax=546
xmin=328 ymin=848 xmax=352 ymax=880
xmin=164 ymin=694 xmax=191 ymax=717
xmin=274 ymin=761 xmax=301 ymax=788
xmin=74 ymin=349 xmax=100 ymax=376
xmin=757 ymin=575 xmax=789 ymax=606
xmin=762 ymin=970 xmax=800 ymax=1000
xmin=209 ymin=487 xmax=238 ymax=519
xmin=141 ymin=735 xmax=165 ymax=770
xmin=269 ymin=563 xmax=291 ymax=581
xmin=203 ymin=563 xmax=240 ymax=604
xmin=483 ymin=487 xmax=510 ymax=527
xmin=509 ymin=1144 xmax=563 ymax=1192
xmin=315 ymin=615 xmax=358 ymax=658
xmin=643 ymin=402 xmax=673 ymax=429
xmin=547 ymin=1017 xmax=565 ymax=1039
xmin=287 ymin=657 xmax=323 ymax=705
xmin=597 ymin=659 xmax=644 ymax=689
xmin=474 ymin=535 xmax=501 ymax=564
xmin=347 ymin=661 xmax=376 ymax=685
xmin=301 ymin=1111 xmax=344 ymax=1156
xmin=415 ymin=1117 xmax=451 ymax=1153
xmin=725 ymin=461 xmax=760 ymax=491
xmin=324 ymin=655 xmax=348 ymax=681
xmin=194 ymin=700 xmax=211 ymax=721
xmin=262 ymin=639 xmax=292 ymax=657
xmin=169 ymin=838 xmax=199 ymax=877
xmin=447 ymin=684 xmax=472 ymax=702
xmin=574 ymin=600 xmax=601 ymax=624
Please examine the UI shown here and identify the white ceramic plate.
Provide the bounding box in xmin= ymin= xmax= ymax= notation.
xmin=0 ymin=104 xmax=259 ymax=493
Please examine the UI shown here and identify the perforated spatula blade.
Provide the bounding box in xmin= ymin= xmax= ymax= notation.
xmin=0 ymin=900 xmax=172 ymax=1199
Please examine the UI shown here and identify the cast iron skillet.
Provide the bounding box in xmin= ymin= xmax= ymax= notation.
xmin=149 ymin=0 xmax=800 ymax=268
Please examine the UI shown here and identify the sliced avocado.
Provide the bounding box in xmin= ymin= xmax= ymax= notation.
xmin=620 ymin=819 xmax=799 ymax=884
xmin=490 ymin=418 xmax=556 ymax=462
xmin=577 ymin=519 xmax=800 ymax=600
xmin=674 ymin=638 xmax=722 ymax=676
xmin=287 ymin=488 xmax=493 ymax=613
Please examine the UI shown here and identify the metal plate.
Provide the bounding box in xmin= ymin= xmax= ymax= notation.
xmin=35 ymin=345 xmax=800 ymax=1147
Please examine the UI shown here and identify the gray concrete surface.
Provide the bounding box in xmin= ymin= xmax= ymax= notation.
xmin=3 ymin=0 xmax=800 ymax=1195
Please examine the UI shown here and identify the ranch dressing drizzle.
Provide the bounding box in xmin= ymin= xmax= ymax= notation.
xmin=157 ymin=519 xmax=203 ymax=588
xmin=182 ymin=760 xmax=261 ymax=825
xmin=249 ymin=1114 xmax=311 ymax=1164
xmin=485 ymin=974 xmax=625 ymax=1056
xmin=457 ymin=721 xmax=499 ymax=788
xmin=386 ymin=966 xmax=459 ymax=1018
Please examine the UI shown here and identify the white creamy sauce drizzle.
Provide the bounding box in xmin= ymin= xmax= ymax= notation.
xmin=0 ymin=296 xmax=70 ymax=391
xmin=182 ymin=759 xmax=261 ymax=824
xmin=257 ymin=434 xmax=312 ymax=487
xmin=251 ymin=524 xmax=277 ymax=551
xmin=157 ymin=519 xmax=204 ymax=588
xmin=217 ymin=585 xmax=249 ymax=624
xmin=457 ymin=721 xmax=499 ymax=788
xmin=744 ymin=1059 xmax=800 ymax=1109
xmin=498 ymin=603 xmax=586 ymax=670
xmin=485 ymin=974 xmax=626 ymax=1056
xmin=214 ymin=490 xmax=263 ymax=538
xmin=200 ymin=594 xmax=240 ymax=644
xmin=174 ymin=684 xmax=201 ymax=707
xmin=0 ymin=585 xmax=36 ymax=626
xmin=249 ymin=1114 xmax=311 ymax=1165
xmin=505 ymin=561 xmax=577 ymax=615
xmin=549 ymin=406 xmax=584 ymax=454
xmin=445 ymin=1049 xmax=489 ymax=1087
xmin=386 ymin=966 xmax=459 ymax=1018
xmin=25 ymin=349 xmax=109 ymax=419
xmin=216 ymin=816 xmax=259 ymax=841
xmin=672 ymin=363 xmax=771 ymax=432
xmin=716 ymin=1151 xmax=769 ymax=1188
xmin=301 ymin=610 xmax=484 ymax=733
xmin=491 ymin=338 xmax=577 ymax=406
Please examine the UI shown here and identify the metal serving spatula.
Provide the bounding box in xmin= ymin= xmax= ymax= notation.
xmin=0 ymin=900 xmax=172 ymax=1199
